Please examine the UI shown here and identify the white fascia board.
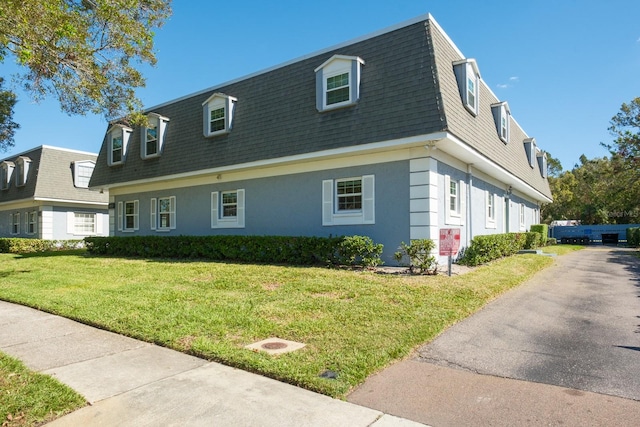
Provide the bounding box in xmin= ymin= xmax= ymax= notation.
xmin=436 ymin=133 xmax=552 ymax=203
xmin=34 ymin=197 xmax=108 ymax=207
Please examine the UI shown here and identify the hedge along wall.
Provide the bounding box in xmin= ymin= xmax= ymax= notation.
xmin=628 ymin=227 xmax=640 ymax=247
xmin=530 ymin=224 xmax=549 ymax=245
xmin=0 ymin=239 xmax=85 ymax=254
xmin=459 ymin=232 xmax=541 ymax=266
xmin=84 ymin=235 xmax=384 ymax=267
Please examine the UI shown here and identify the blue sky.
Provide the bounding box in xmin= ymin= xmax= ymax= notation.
xmin=3 ymin=0 xmax=640 ymax=171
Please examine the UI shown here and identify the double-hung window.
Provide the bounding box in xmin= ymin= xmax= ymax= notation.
xmin=15 ymin=157 xmax=30 ymax=187
xmin=202 ymin=93 xmax=237 ymax=137
xmin=315 ymin=55 xmax=365 ymax=112
xmin=491 ymin=102 xmax=510 ymax=143
xmin=107 ymin=125 xmax=132 ymax=166
xmin=117 ymin=200 xmax=139 ymax=232
xmin=322 ymin=175 xmax=374 ymax=226
xmin=74 ymin=213 xmax=96 ymax=234
xmin=150 ymin=196 xmax=176 ymax=231
xmin=27 ymin=211 xmax=37 ymax=234
xmin=444 ymin=175 xmax=465 ymax=226
xmin=10 ymin=212 xmax=20 ymax=235
xmin=73 ymin=161 xmax=95 ymax=188
xmin=211 ymin=189 xmax=245 ymax=228
xmin=486 ymin=191 xmax=496 ymax=228
xmin=141 ymin=113 xmax=169 ymax=158
xmin=453 ymin=59 xmax=480 ymax=116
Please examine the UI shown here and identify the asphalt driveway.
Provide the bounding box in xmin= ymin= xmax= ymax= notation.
xmin=349 ymin=247 xmax=640 ymax=426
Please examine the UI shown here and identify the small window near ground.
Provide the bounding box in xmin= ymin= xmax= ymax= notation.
xmin=118 ymin=200 xmax=139 ymax=232
xmin=322 ymin=175 xmax=374 ymax=225
xmin=10 ymin=212 xmax=20 ymax=235
xmin=74 ymin=213 xmax=96 ymax=234
xmin=27 ymin=211 xmax=37 ymax=234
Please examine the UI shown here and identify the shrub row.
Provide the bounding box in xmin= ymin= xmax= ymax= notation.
xmin=459 ymin=232 xmax=540 ymax=266
xmin=529 ymin=224 xmax=548 ymax=246
xmin=628 ymin=227 xmax=640 ymax=247
xmin=0 ymin=238 xmax=84 ymax=254
xmin=84 ymin=235 xmax=384 ymax=267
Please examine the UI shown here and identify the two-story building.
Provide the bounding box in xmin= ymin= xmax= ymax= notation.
xmin=89 ymin=14 xmax=552 ymax=265
xmin=0 ymin=146 xmax=109 ymax=239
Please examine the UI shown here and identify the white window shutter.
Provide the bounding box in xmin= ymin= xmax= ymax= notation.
xmin=322 ymin=180 xmax=333 ymax=225
xmin=67 ymin=212 xmax=75 ymax=234
xmin=150 ymin=198 xmax=157 ymax=230
xmin=211 ymin=192 xmax=219 ymax=228
xmin=117 ymin=202 xmax=123 ymax=231
xmin=133 ymin=200 xmax=139 ymax=230
xmin=236 ymin=189 xmax=245 ymax=228
xmin=169 ymin=196 xmax=176 ymax=230
xmin=96 ymin=213 xmax=103 ymax=235
xmin=24 ymin=212 xmax=28 ymax=234
xmin=362 ymin=175 xmax=375 ymax=224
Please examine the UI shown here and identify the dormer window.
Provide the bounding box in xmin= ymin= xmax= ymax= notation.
xmin=537 ymin=151 xmax=548 ymax=178
xmin=453 ymin=59 xmax=480 ymax=116
xmin=202 ymin=93 xmax=237 ymax=138
xmin=0 ymin=161 xmax=14 ymax=190
xmin=491 ymin=102 xmax=511 ymax=143
xmin=315 ymin=55 xmax=365 ymax=112
xmin=524 ymin=138 xmax=536 ymax=168
xmin=73 ymin=160 xmax=95 ymax=188
xmin=107 ymin=124 xmax=133 ymax=166
xmin=141 ymin=113 xmax=169 ymax=158
xmin=15 ymin=156 xmax=31 ymax=187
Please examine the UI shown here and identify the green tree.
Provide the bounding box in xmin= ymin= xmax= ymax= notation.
xmin=0 ymin=0 xmax=172 ymax=151
xmin=0 ymin=77 xmax=19 ymax=146
xmin=606 ymin=97 xmax=640 ymax=165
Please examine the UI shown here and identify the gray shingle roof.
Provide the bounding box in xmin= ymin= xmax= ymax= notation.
xmin=90 ymin=15 xmax=551 ymax=200
xmin=0 ymin=146 xmax=108 ymax=205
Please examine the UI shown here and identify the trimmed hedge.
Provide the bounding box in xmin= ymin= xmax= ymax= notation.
xmin=84 ymin=235 xmax=384 ymax=267
xmin=530 ymin=224 xmax=548 ymax=246
xmin=0 ymin=238 xmax=85 ymax=254
xmin=627 ymin=227 xmax=640 ymax=247
xmin=459 ymin=232 xmax=540 ymax=266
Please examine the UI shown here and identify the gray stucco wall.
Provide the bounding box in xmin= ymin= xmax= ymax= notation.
xmin=114 ymin=161 xmax=411 ymax=265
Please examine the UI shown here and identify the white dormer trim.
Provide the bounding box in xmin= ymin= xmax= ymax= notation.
xmin=15 ymin=156 xmax=31 ymax=187
xmin=73 ymin=160 xmax=96 ymax=188
xmin=491 ymin=102 xmax=511 ymax=144
xmin=523 ymin=138 xmax=536 ymax=168
xmin=107 ymin=124 xmax=133 ymax=166
xmin=141 ymin=113 xmax=170 ymax=159
xmin=453 ymin=59 xmax=481 ymax=116
xmin=202 ymin=93 xmax=237 ymax=138
xmin=0 ymin=161 xmax=14 ymax=190
xmin=537 ymin=150 xmax=548 ymax=178
xmin=315 ymin=55 xmax=365 ymax=112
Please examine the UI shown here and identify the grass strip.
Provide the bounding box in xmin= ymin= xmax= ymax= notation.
xmin=0 ymin=352 xmax=86 ymax=427
xmin=0 ymin=251 xmax=556 ymax=398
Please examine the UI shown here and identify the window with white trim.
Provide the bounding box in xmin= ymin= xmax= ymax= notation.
xmin=486 ymin=191 xmax=496 ymax=228
xmin=0 ymin=161 xmax=13 ymax=190
xmin=453 ymin=59 xmax=480 ymax=116
xmin=150 ymin=196 xmax=176 ymax=231
xmin=444 ymin=175 xmax=465 ymax=226
xmin=491 ymin=102 xmax=510 ymax=143
xmin=10 ymin=212 xmax=20 ymax=235
xmin=107 ymin=125 xmax=133 ymax=166
xmin=211 ymin=189 xmax=245 ymax=228
xmin=142 ymin=113 xmax=169 ymax=158
xmin=27 ymin=211 xmax=37 ymax=235
xmin=117 ymin=200 xmax=139 ymax=232
xmin=74 ymin=213 xmax=96 ymax=234
xmin=73 ymin=161 xmax=95 ymax=188
xmin=202 ymin=93 xmax=237 ymax=137
xmin=537 ymin=151 xmax=548 ymax=178
xmin=322 ymin=175 xmax=374 ymax=226
xmin=315 ymin=55 xmax=365 ymax=112
xmin=15 ymin=157 xmax=31 ymax=187
xmin=524 ymin=138 xmax=536 ymax=168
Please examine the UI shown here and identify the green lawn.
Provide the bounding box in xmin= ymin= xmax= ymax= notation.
xmin=0 ymin=352 xmax=85 ymax=426
xmin=0 ymin=250 xmax=560 ymax=399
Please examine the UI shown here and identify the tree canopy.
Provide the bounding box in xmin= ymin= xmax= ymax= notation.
xmin=606 ymin=97 xmax=640 ymax=165
xmin=0 ymin=0 xmax=172 ymax=151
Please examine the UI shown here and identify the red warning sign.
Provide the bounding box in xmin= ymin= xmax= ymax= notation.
xmin=439 ymin=228 xmax=461 ymax=256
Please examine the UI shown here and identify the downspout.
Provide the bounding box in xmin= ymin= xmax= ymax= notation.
xmin=467 ymin=164 xmax=473 ymax=247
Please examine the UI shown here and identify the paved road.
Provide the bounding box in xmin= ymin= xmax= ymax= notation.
xmin=349 ymin=247 xmax=640 ymax=426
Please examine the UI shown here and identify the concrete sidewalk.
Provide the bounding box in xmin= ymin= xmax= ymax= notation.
xmin=0 ymin=300 xmax=426 ymax=427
